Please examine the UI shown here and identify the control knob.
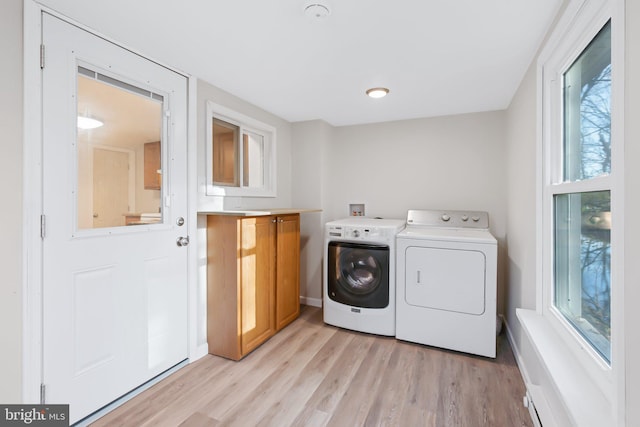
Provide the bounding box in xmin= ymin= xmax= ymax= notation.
xmin=352 ymin=229 xmax=360 ymax=238
xmin=441 ymin=214 xmax=451 ymax=222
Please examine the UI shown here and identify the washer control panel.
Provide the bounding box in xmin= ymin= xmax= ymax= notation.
xmin=327 ymin=225 xmax=385 ymax=241
xmin=325 ymin=218 xmax=406 ymax=242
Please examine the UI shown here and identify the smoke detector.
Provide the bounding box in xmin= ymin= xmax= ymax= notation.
xmin=304 ymin=3 xmax=331 ymax=20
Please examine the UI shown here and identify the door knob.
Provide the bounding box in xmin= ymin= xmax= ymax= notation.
xmin=176 ymin=236 xmax=190 ymax=247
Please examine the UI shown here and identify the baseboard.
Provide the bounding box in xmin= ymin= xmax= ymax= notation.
xmin=504 ymin=315 xmax=531 ymax=385
xmin=300 ymin=296 xmax=322 ymax=307
xmin=504 ymin=316 xmax=544 ymax=427
xmin=192 ymin=343 xmax=209 ymax=361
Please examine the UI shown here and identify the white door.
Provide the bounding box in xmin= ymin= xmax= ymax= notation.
xmin=41 ymin=13 xmax=189 ymax=424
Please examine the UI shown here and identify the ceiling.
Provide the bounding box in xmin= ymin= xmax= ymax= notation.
xmin=41 ymin=0 xmax=562 ymax=127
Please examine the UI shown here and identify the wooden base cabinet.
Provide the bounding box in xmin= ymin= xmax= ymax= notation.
xmin=275 ymin=214 xmax=301 ymax=330
xmin=207 ymin=214 xmax=300 ymax=360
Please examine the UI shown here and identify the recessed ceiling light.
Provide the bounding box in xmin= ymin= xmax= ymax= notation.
xmin=366 ymin=87 xmax=390 ymax=99
xmin=77 ymin=116 xmax=104 ymax=130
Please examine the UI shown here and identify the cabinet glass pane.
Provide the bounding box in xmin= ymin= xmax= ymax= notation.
xmin=76 ymin=67 xmax=163 ymax=229
xmin=562 ymin=21 xmax=611 ymax=182
xmin=554 ymin=191 xmax=611 ymax=362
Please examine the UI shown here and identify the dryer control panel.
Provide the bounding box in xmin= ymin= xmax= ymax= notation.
xmin=406 ymin=210 xmax=489 ymax=229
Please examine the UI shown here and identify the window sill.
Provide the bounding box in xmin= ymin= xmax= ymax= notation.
xmin=517 ymin=308 xmax=612 ymax=427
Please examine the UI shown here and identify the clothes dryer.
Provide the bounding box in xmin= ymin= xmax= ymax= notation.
xmin=324 ymin=217 xmax=405 ymax=336
xmin=396 ymin=210 xmax=498 ymax=357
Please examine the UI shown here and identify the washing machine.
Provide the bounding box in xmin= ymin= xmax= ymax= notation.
xmin=396 ymin=209 xmax=497 ymax=358
xmin=324 ymin=217 xmax=406 ymax=336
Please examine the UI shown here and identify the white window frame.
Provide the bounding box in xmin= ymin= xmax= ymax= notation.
xmin=205 ymin=101 xmax=276 ymax=198
xmin=537 ymin=0 xmax=624 ymax=421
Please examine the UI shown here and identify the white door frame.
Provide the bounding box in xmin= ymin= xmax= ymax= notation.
xmin=22 ymin=1 xmax=203 ymax=404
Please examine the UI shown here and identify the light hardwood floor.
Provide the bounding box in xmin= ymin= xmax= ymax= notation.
xmin=91 ymin=306 xmax=532 ymax=427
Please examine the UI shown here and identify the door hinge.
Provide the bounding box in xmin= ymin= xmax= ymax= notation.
xmin=40 ymin=44 xmax=45 ymax=69
xmin=40 ymin=214 xmax=46 ymax=239
xmin=40 ymin=383 xmax=46 ymax=404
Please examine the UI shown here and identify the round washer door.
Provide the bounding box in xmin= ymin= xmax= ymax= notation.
xmin=327 ymin=241 xmax=390 ymax=308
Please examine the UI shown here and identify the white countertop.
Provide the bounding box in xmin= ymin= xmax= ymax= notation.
xmin=198 ymin=208 xmax=321 ymax=216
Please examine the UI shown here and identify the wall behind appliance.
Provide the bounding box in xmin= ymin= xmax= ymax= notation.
xmin=291 ymin=120 xmax=333 ymax=305
xmin=324 ymin=112 xmax=508 ymax=313
xmin=0 ymin=0 xmax=23 ymax=403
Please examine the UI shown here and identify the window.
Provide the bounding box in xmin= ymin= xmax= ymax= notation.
xmin=554 ymin=190 xmax=611 ymax=360
xmin=552 ymin=21 xmax=612 ymax=364
xmin=531 ymin=1 xmax=623 ymax=422
xmin=206 ymin=101 xmax=276 ymax=197
xmin=541 ymin=2 xmax=619 ymax=391
xmin=76 ymin=65 xmax=164 ymax=230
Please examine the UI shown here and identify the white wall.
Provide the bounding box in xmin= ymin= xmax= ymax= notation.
xmin=504 ymin=57 xmax=575 ymax=426
xmin=505 ymin=62 xmax=538 ymax=353
xmin=0 ymin=0 xmax=23 ymax=403
xmin=502 ymin=2 xmax=587 ymax=423
xmin=325 ymin=112 xmax=509 ymax=313
xmin=326 ymin=113 xmax=507 ymax=222
xmin=291 ymin=120 xmax=332 ymax=303
xmin=624 ymin=1 xmax=640 ymax=424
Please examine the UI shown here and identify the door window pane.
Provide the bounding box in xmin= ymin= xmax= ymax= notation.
xmin=77 ymin=68 xmax=163 ymax=229
xmin=554 ymin=191 xmax=611 ymax=362
xmin=562 ymin=22 xmax=611 ymax=182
